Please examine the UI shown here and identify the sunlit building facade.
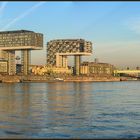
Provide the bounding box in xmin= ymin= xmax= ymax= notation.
xmin=0 ymin=59 xmax=8 ymax=74
xmin=31 ymin=65 xmax=73 ymax=76
xmin=80 ymin=61 xmax=114 ymax=76
xmin=0 ymin=30 xmax=43 ymax=75
xmin=46 ymin=39 xmax=92 ymax=75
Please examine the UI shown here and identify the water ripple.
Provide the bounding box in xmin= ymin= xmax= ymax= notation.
xmin=0 ymin=82 xmax=140 ymax=138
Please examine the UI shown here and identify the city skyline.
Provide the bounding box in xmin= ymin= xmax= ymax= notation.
xmin=0 ymin=1 xmax=140 ymax=69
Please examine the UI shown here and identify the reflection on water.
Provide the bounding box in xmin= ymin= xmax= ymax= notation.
xmin=0 ymin=82 xmax=140 ymax=138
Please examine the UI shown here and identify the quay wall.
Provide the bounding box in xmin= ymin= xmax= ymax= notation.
xmin=0 ymin=75 xmax=121 ymax=83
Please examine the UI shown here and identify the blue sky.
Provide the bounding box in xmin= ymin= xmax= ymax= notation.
xmin=0 ymin=1 xmax=140 ymax=69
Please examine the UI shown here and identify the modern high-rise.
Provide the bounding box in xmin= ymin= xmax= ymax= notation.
xmin=46 ymin=39 xmax=92 ymax=75
xmin=0 ymin=30 xmax=43 ymax=75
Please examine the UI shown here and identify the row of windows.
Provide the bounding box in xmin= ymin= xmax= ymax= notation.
xmin=0 ymin=35 xmax=34 ymax=38
xmin=0 ymin=33 xmax=42 ymax=40
xmin=0 ymin=40 xmax=34 ymax=43
xmin=0 ymin=39 xmax=42 ymax=47
xmin=0 ymin=63 xmax=7 ymax=72
xmin=0 ymin=43 xmax=34 ymax=47
xmin=0 ymin=32 xmax=35 ymax=37
xmin=0 ymin=37 xmax=34 ymax=40
xmin=0 ymin=42 xmax=34 ymax=44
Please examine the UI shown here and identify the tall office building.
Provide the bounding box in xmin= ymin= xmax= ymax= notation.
xmin=0 ymin=30 xmax=43 ymax=75
xmin=46 ymin=39 xmax=92 ymax=75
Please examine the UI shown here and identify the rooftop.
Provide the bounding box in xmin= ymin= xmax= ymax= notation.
xmin=82 ymin=61 xmax=113 ymax=66
xmin=0 ymin=30 xmax=34 ymax=34
xmin=49 ymin=39 xmax=86 ymax=42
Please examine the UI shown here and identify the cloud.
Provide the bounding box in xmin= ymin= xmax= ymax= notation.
xmin=0 ymin=2 xmax=46 ymax=31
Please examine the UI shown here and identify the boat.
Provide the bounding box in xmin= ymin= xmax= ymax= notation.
xmin=55 ymin=78 xmax=64 ymax=81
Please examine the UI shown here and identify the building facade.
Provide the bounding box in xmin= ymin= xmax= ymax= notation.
xmin=80 ymin=61 xmax=114 ymax=76
xmin=31 ymin=65 xmax=73 ymax=76
xmin=0 ymin=30 xmax=43 ymax=75
xmin=0 ymin=59 xmax=8 ymax=74
xmin=46 ymin=39 xmax=92 ymax=75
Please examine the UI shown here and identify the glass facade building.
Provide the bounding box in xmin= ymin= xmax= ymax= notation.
xmin=0 ymin=30 xmax=43 ymax=49
xmin=0 ymin=30 xmax=43 ymax=75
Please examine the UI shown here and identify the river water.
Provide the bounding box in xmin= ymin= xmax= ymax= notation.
xmin=0 ymin=81 xmax=140 ymax=138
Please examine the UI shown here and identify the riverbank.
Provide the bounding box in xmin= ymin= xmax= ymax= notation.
xmin=63 ymin=76 xmax=120 ymax=82
xmin=0 ymin=75 xmax=139 ymax=83
xmin=0 ymin=75 xmax=120 ymax=83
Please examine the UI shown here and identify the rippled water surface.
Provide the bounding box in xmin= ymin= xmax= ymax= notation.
xmin=0 ymin=81 xmax=140 ymax=138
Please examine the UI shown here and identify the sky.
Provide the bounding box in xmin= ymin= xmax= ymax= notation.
xmin=0 ymin=1 xmax=140 ymax=69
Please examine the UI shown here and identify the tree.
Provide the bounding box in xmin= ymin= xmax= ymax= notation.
xmin=127 ymin=67 xmax=129 ymax=70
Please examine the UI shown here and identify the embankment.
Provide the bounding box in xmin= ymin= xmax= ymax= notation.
xmin=0 ymin=75 xmax=121 ymax=83
xmin=63 ymin=76 xmax=120 ymax=82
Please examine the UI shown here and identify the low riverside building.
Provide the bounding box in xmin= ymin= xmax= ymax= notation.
xmin=80 ymin=61 xmax=114 ymax=76
xmin=31 ymin=65 xmax=73 ymax=76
